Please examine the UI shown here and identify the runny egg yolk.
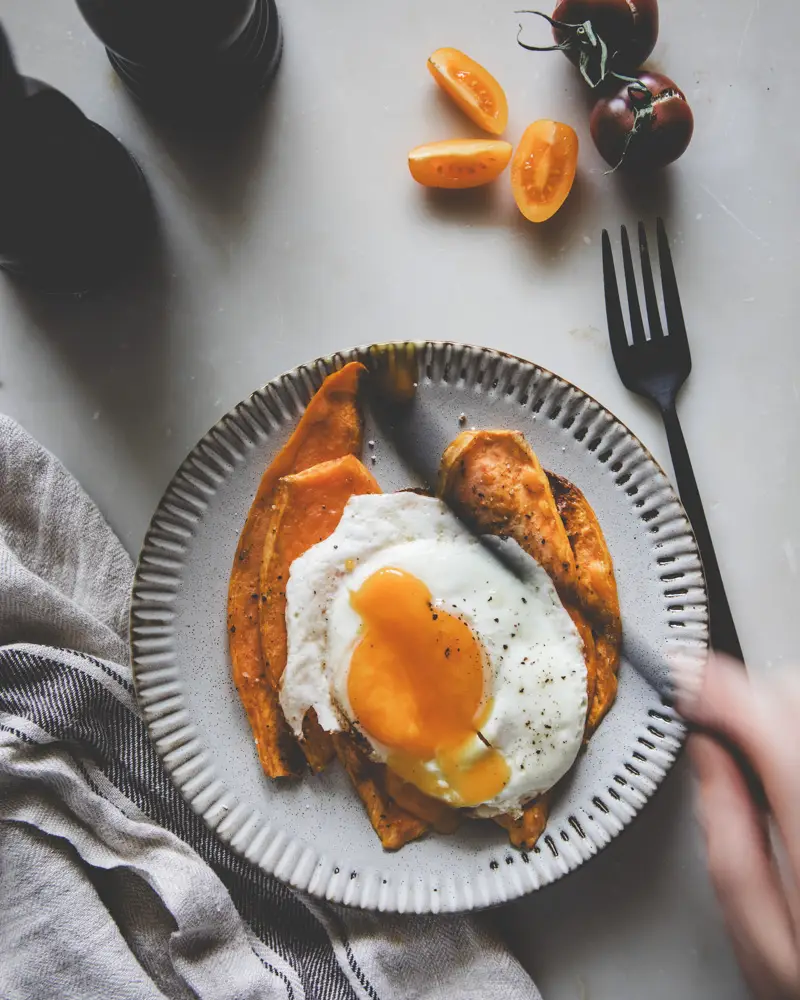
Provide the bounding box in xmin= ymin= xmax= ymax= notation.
xmin=348 ymin=567 xmax=510 ymax=807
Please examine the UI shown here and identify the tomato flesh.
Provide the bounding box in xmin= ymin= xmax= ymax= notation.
xmin=428 ymin=48 xmax=508 ymax=136
xmin=409 ymin=139 xmax=513 ymax=189
xmin=511 ymin=120 xmax=578 ymax=222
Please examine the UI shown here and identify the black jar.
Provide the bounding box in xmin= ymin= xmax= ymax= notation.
xmin=75 ymin=0 xmax=283 ymax=121
xmin=0 ymin=25 xmax=154 ymax=293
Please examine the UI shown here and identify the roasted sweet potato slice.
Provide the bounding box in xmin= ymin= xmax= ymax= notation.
xmin=333 ymin=734 xmax=430 ymax=851
xmin=546 ymin=472 xmax=621 ymax=736
xmin=494 ymin=795 xmax=549 ymax=851
xmin=439 ymin=428 xmax=622 ymax=846
xmin=587 ymin=635 xmax=620 ymax=736
xmin=384 ymin=770 xmax=460 ymax=835
xmin=228 ymin=362 xmax=366 ymax=779
xmin=438 ymin=430 xmax=578 ymax=599
xmin=259 ymin=455 xmax=381 ymax=770
xmin=565 ymin=601 xmax=599 ymax=715
xmin=546 ymin=472 xmax=621 ymax=638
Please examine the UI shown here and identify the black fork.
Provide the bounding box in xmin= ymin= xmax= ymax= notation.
xmin=602 ymin=219 xmax=743 ymax=662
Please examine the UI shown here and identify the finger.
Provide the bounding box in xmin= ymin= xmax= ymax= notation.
xmin=677 ymin=655 xmax=800 ymax=894
xmin=691 ymin=733 xmax=800 ymax=996
xmin=674 ymin=654 xmax=766 ymax=756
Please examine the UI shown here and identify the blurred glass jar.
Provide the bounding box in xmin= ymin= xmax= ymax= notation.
xmin=0 ymin=25 xmax=154 ymax=294
xmin=75 ymin=0 xmax=283 ymax=121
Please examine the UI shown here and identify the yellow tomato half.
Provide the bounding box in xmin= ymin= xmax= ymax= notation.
xmin=511 ymin=120 xmax=579 ymax=223
xmin=427 ymin=47 xmax=509 ymax=136
xmin=408 ymin=139 xmax=513 ymax=189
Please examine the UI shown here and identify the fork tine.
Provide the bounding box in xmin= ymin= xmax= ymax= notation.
xmin=620 ymin=225 xmax=646 ymax=344
xmin=602 ymin=229 xmax=630 ymax=369
xmin=656 ymin=218 xmax=689 ymax=348
xmin=637 ymin=221 xmax=665 ymax=339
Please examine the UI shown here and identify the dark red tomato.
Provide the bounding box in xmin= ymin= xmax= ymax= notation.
xmin=590 ymin=71 xmax=693 ymax=171
xmin=518 ymin=0 xmax=658 ymax=86
xmin=552 ymin=0 xmax=659 ymax=77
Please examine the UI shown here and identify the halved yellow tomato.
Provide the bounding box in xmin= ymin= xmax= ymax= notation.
xmin=427 ymin=48 xmax=508 ymax=136
xmin=408 ymin=139 xmax=513 ymax=189
xmin=511 ymin=120 xmax=579 ymax=223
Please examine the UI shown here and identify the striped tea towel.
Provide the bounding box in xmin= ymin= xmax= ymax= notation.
xmin=0 ymin=414 xmax=541 ymax=1000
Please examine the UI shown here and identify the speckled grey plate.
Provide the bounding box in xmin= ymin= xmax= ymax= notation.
xmin=131 ymin=342 xmax=708 ymax=913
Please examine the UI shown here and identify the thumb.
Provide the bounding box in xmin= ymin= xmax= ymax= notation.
xmin=673 ymin=653 xmax=767 ymax=762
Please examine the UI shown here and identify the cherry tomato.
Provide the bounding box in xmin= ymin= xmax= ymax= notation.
xmin=427 ymin=48 xmax=509 ymax=135
xmin=518 ymin=0 xmax=658 ymax=88
xmin=590 ymin=71 xmax=693 ymax=171
xmin=511 ymin=120 xmax=578 ymax=222
xmin=408 ymin=139 xmax=513 ymax=189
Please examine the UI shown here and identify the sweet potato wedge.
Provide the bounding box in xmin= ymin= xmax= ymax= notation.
xmin=228 ymin=362 xmax=366 ymax=779
xmin=438 ymin=430 xmax=578 ymax=599
xmin=546 ymin=473 xmax=621 ymax=639
xmin=546 ymin=472 xmax=621 ymax=736
xmin=494 ymin=795 xmax=549 ymax=851
xmin=587 ymin=635 xmax=620 ymax=736
xmin=259 ymin=455 xmax=381 ymax=771
xmin=384 ymin=770 xmax=461 ymax=835
xmin=439 ymin=429 xmax=622 ymax=846
xmin=333 ymin=733 xmax=430 ymax=851
xmin=565 ymin=601 xmax=599 ymax=715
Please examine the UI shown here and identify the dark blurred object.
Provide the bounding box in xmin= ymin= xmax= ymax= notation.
xmin=0 ymin=23 xmax=154 ymax=295
xmin=75 ymin=0 xmax=282 ymax=120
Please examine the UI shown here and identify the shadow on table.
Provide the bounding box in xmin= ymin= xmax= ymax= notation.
xmin=6 ymin=81 xmax=287 ymax=496
xmin=612 ymin=168 xmax=675 ymax=225
xmin=6 ymin=215 xmax=178 ymax=498
xmin=496 ymin=754 xmax=692 ymax=979
xmin=509 ymin=171 xmax=591 ymax=269
xmin=421 ymin=182 xmax=508 ymax=228
xmin=126 ymin=75 xmax=283 ymax=245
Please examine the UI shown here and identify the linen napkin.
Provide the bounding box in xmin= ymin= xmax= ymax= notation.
xmin=0 ymin=414 xmax=541 ymax=1000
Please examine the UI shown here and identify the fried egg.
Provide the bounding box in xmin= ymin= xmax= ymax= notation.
xmin=279 ymin=492 xmax=587 ymax=817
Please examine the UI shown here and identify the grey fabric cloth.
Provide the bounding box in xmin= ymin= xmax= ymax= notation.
xmin=0 ymin=414 xmax=541 ymax=1000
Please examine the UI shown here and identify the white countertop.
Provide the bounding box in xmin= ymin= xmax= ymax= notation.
xmin=2 ymin=1 xmax=798 ymax=996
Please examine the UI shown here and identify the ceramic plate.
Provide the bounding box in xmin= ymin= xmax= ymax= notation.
xmin=130 ymin=342 xmax=708 ymax=913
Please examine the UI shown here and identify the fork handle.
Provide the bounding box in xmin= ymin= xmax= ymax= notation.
xmin=660 ymin=404 xmax=744 ymax=663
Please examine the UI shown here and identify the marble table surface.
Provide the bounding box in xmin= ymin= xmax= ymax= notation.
xmin=3 ymin=1 xmax=798 ymax=996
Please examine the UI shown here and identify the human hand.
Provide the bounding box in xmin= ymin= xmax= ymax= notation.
xmin=674 ymin=655 xmax=800 ymax=999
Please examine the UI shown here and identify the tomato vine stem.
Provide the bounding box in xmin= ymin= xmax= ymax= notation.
xmin=605 ymin=82 xmax=654 ymax=173
xmin=516 ymin=9 xmax=611 ymax=87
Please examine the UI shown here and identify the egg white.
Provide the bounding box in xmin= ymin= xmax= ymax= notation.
xmin=279 ymin=492 xmax=587 ymax=817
